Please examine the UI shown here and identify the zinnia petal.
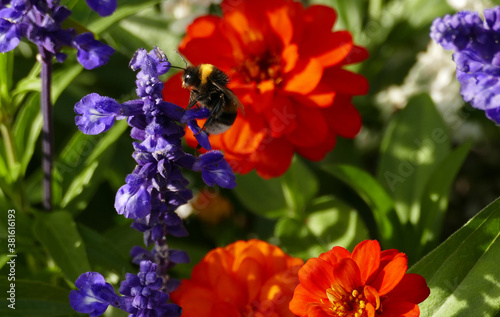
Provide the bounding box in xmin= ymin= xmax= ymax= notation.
xmin=296 ymin=130 xmax=336 ymax=161
xmin=301 ymin=31 xmax=354 ymax=67
xmin=332 ymin=258 xmax=362 ymax=292
xmin=286 ymin=105 xmax=328 ymax=147
xmin=289 ymin=284 xmax=320 ymax=316
xmin=298 ymin=258 xmax=334 ymax=298
xmin=385 ymin=274 xmax=431 ymax=304
xmin=352 ymin=240 xmax=381 ymax=285
xmin=370 ymin=253 xmax=408 ymax=296
xmin=282 ymin=58 xmax=323 ymax=95
xmin=325 ymin=96 xmax=362 ymax=139
xmin=318 ymin=246 xmax=351 ymax=265
xmin=180 ymin=16 xmax=234 ymax=68
xmin=252 ymin=136 xmax=294 ymax=178
xmin=221 ymin=110 xmax=267 ymax=155
xmin=267 ymin=4 xmax=294 ymax=47
xmin=323 ymin=68 xmax=370 ymax=96
xmin=380 ymin=301 xmax=421 ymax=317
xmin=303 ymin=5 xmax=337 ymax=35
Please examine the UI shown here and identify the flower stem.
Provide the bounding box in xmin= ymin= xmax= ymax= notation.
xmin=39 ymin=54 xmax=53 ymax=211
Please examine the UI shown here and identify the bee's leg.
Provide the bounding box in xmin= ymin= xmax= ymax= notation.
xmin=210 ymin=93 xmax=226 ymax=118
xmin=194 ymin=126 xmax=206 ymax=136
xmin=194 ymin=143 xmax=202 ymax=157
xmin=185 ymin=99 xmax=199 ymax=110
xmin=197 ymin=96 xmax=224 ymax=134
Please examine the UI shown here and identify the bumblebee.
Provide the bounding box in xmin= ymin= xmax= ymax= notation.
xmin=179 ymin=64 xmax=243 ymax=135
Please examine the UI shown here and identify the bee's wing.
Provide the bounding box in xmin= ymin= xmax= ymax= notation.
xmin=212 ymin=81 xmax=244 ymax=112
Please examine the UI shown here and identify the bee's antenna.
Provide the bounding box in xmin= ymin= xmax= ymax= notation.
xmin=175 ymin=50 xmax=188 ymax=68
xmin=169 ymin=65 xmax=186 ymax=70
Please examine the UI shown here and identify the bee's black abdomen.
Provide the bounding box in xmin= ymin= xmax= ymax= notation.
xmin=205 ymin=112 xmax=237 ymax=134
xmin=218 ymin=111 xmax=237 ymax=126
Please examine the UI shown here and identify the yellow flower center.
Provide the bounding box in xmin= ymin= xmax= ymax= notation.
xmin=325 ymin=284 xmax=367 ymax=317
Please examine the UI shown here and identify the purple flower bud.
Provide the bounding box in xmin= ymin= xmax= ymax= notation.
xmin=74 ymin=32 xmax=115 ymax=69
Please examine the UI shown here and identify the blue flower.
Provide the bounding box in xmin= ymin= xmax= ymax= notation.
xmin=74 ymin=93 xmax=122 ymax=135
xmin=119 ymin=261 xmax=182 ymax=317
xmin=0 ymin=0 xmax=114 ymax=67
xmin=72 ymin=47 xmax=235 ymax=317
xmin=85 ymin=0 xmax=117 ymax=17
xmin=0 ymin=18 xmax=20 ymax=52
xmin=115 ymin=172 xmax=152 ymax=219
xmin=69 ymin=272 xmax=120 ymax=317
xmin=74 ymin=32 xmax=115 ymax=69
xmin=194 ymin=151 xmax=237 ymax=189
xmin=69 ymin=264 xmax=182 ymax=317
xmin=431 ymin=7 xmax=500 ymax=124
xmin=182 ymin=108 xmax=211 ymax=150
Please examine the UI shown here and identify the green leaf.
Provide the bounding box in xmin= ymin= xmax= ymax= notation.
xmin=0 ymin=278 xmax=74 ymax=317
xmin=281 ymin=157 xmax=318 ymax=216
xmin=117 ymin=9 xmax=182 ymax=54
xmin=0 ymin=51 xmax=13 ymax=102
xmin=0 ymin=124 xmax=17 ymax=184
xmin=402 ymin=0 xmax=453 ymax=27
xmin=51 ymin=63 xmax=83 ymax=102
xmin=276 ymin=196 xmax=368 ymax=259
xmin=13 ymin=94 xmax=42 ymax=177
xmin=234 ymin=171 xmax=289 ymax=219
xmin=12 ymin=63 xmax=82 ymax=180
xmin=377 ymin=94 xmax=450 ymax=227
xmin=33 ymin=211 xmax=91 ymax=283
xmin=410 ymin=197 xmax=500 ymax=317
xmin=323 ymin=164 xmax=396 ymax=246
xmin=56 ymin=120 xmax=128 ymax=209
xmin=12 ymin=62 xmax=42 ymax=99
xmin=418 ymin=143 xmax=471 ymax=255
xmin=78 ymin=224 xmax=133 ymax=273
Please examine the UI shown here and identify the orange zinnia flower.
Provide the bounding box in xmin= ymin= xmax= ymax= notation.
xmin=171 ymin=239 xmax=304 ymax=317
xmin=289 ymin=240 xmax=430 ymax=317
xmin=163 ymin=0 xmax=369 ymax=178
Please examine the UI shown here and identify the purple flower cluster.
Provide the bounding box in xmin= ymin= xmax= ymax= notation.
xmin=431 ymin=7 xmax=500 ymax=124
xmin=0 ymin=0 xmax=114 ymax=68
xmin=70 ymin=47 xmax=236 ymax=316
xmin=70 ymin=261 xmax=181 ymax=317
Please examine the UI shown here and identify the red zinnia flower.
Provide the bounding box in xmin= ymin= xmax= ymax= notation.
xmin=289 ymin=240 xmax=430 ymax=317
xmin=163 ymin=0 xmax=369 ymax=178
xmin=171 ymin=239 xmax=304 ymax=317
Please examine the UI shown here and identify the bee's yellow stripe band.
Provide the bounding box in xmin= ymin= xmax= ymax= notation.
xmin=200 ymin=64 xmax=214 ymax=85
